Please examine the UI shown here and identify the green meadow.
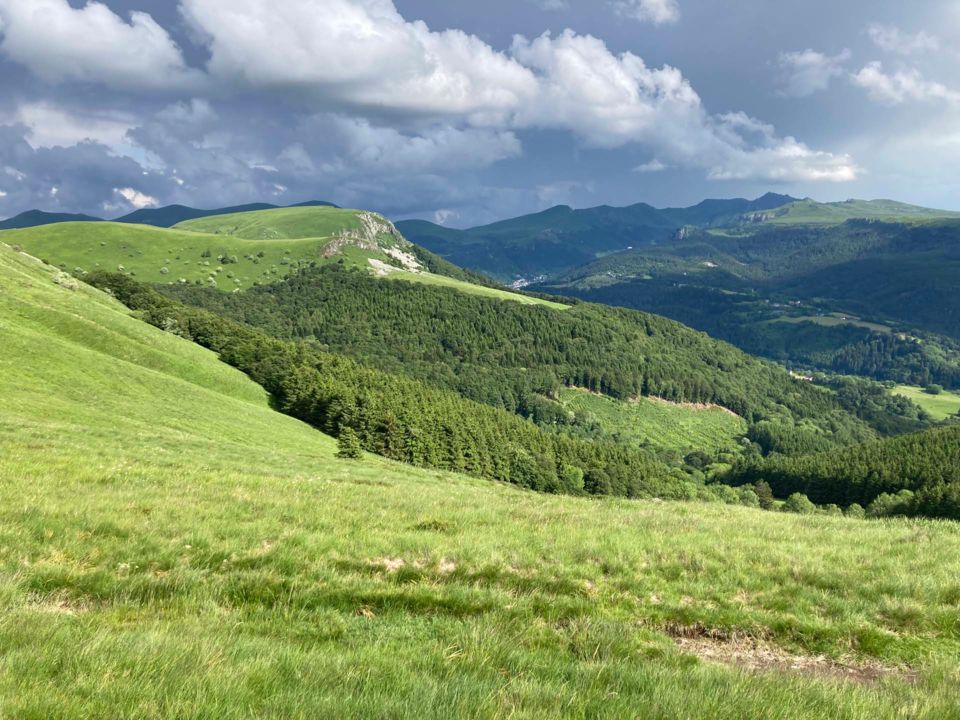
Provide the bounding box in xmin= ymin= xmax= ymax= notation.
xmin=893 ymin=385 xmax=960 ymax=421
xmin=557 ymin=388 xmax=747 ymax=456
xmin=4 ymin=207 xmax=563 ymax=308
xmin=1 ymin=243 xmax=959 ymax=718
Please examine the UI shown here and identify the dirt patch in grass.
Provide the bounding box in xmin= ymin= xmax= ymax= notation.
xmin=666 ymin=623 xmax=915 ymax=685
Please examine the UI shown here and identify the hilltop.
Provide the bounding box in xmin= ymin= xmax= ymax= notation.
xmin=3 ymin=205 xmax=554 ymax=307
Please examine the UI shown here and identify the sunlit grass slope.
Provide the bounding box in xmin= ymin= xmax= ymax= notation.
xmin=174 ymin=205 xmax=366 ymax=239
xmin=893 ymin=385 xmax=960 ymax=421
xmin=558 ymin=388 xmax=747 ymax=456
xmin=4 ymin=208 xmax=565 ymax=308
xmin=1 ymin=244 xmax=959 ymax=718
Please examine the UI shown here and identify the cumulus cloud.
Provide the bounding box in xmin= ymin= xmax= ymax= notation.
xmin=777 ymin=48 xmax=851 ymax=97
xmin=511 ymin=31 xmax=857 ymax=181
xmin=611 ymin=0 xmax=680 ymax=25
xmin=0 ymin=0 xmax=860 ymax=218
xmin=179 ymin=0 xmax=538 ymax=122
xmin=0 ymin=0 xmax=203 ymax=90
xmin=115 ymin=187 xmax=158 ymax=209
xmin=852 ymin=62 xmax=960 ymax=106
xmin=2 ymin=102 xmax=135 ymax=149
xmin=867 ymin=24 xmax=939 ymax=56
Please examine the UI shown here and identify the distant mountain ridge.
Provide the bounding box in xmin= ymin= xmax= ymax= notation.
xmin=0 ymin=209 xmax=104 ymax=230
xmin=0 ymin=200 xmax=338 ymax=231
xmin=397 ymin=193 xmax=958 ymax=281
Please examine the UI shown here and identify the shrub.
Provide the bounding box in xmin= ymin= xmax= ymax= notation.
xmin=867 ymin=490 xmax=915 ymax=518
xmin=925 ymin=384 xmax=944 ymax=395
xmin=336 ymin=427 xmax=364 ymax=459
xmin=822 ymin=504 xmax=843 ymax=516
xmin=845 ymin=503 xmax=866 ymax=519
xmin=783 ymin=492 xmax=816 ymax=514
xmin=737 ymin=486 xmax=760 ymax=508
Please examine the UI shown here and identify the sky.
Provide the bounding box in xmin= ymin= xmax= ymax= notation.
xmin=0 ymin=0 xmax=958 ymax=226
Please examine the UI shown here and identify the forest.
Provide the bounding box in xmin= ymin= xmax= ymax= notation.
xmin=88 ymin=271 xmax=744 ymax=503
xmin=161 ymin=263 xmax=882 ymax=455
xmin=723 ymin=426 xmax=960 ymax=519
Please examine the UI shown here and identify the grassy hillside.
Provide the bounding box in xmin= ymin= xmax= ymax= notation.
xmin=2 ymin=244 xmax=960 ymax=718
xmin=556 ymin=388 xmax=747 ymax=457
xmin=174 ymin=205 xmax=363 ymax=239
xmin=893 ymin=385 xmax=960 ymax=421
xmin=3 ymin=208 xmax=559 ymax=308
xmin=765 ymin=199 xmax=960 ymax=225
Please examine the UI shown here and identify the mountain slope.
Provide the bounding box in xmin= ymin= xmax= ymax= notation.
xmin=3 ymin=206 xmax=551 ymax=307
xmin=724 ymin=425 xmax=960 ymax=518
xmin=538 ymin=214 xmax=960 ymax=385
xmin=0 ymin=209 xmax=103 ymax=229
xmin=397 ymin=194 xmax=956 ymax=282
xmin=2 ymin=243 xmax=959 ymax=718
xmin=0 ymin=241 xmax=342 ymax=472
xmin=162 ymin=261 xmax=879 ymax=456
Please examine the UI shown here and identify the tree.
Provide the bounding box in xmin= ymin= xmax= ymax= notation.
xmin=336 ymin=427 xmax=364 ymax=459
xmin=925 ymin=384 xmax=944 ymax=396
xmin=783 ymin=492 xmax=816 ymax=514
xmin=754 ymin=480 xmax=775 ymax=510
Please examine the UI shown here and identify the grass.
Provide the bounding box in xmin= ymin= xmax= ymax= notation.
xmin=2 ymin=243 xmax=960 ymax=718
xmin=766 ymin=199 xmax=960 ymax=225
xmin=558 ymin=388 xmax=746 ymax=456
xmin=387 ymin=269 xmax=570 ymax=309
xmin=3 ymin=208 xmax=565 ymax=309
xmin=770 ymin=315 xmax=892 ymax=334
xmin=893 ymin=385 xmax=960 ymax=421
xmin=174 ymin=205 xmax=367 ymax=239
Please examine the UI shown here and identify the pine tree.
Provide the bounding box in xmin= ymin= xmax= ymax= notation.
xmin=336 ymin=427 xmax=364 ymax=459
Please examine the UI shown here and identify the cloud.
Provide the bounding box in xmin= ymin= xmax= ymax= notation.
xmin=867 ymin=24 xmax=939 ymax=56
xmin=0 ymin=0 xmax=203 ymax=90
xmin=634 ymin=159 xmax=667 ymax=173
xmin=179 ymin=0 xmax=538 ymax=121
xmin=116 ymin=187 xmax=158 ymax=209
xmin=611 ymin=0 xmax=680 ymax=25
xmin=2 ymin=102 xmax=135 ymax=149
xmin=0 ymin=124 xmax=176 ymax=216
xmin=777 ymin=48 xmax=851 ymax=97
xmin=511 ymin=31 xmax=857 ymax=181
xmin=0 ymin=0 xmax=860 ymax=219
xmin=852 ymin=62 xmax=960 ymax=106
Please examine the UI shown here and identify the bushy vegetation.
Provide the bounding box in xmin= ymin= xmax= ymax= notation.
xmin=162 ymin=264 xmax=876 ymax=455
